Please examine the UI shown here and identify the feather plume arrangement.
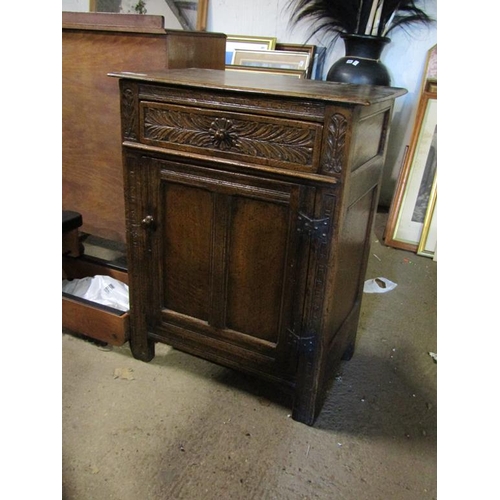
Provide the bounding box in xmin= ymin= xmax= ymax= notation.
xmin=287 ymin=0 xmax=434 ymax=44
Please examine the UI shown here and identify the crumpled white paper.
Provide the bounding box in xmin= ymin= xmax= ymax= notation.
xmin=363 ymin=277 xmax=397 ymax=294
xmin=62 ymin=275 xmax=129 ymax=311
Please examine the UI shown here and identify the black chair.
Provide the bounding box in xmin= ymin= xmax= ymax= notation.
xmin=62 ymin=210 xmax=83 ymax=257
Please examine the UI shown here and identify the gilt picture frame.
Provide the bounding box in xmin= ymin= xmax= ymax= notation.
xmin=417 ymin=172 xmax=437 ymax=258
xmin=195 ymin=0 xmax=209 ymax=31
xmin=225 ymin=65 xmax=307 ymax=79
xmin=232 ymin=49 xmax=312 ymax=74
xmin=276 ymin=43 xmax=316 ymax=78
xmin=225 ymin=35 xmax=277 ymax=65
xmin=385 ymin=84 xmax=437 ymax=252
xmin=385 ymin=45 xmax=437 ymax=253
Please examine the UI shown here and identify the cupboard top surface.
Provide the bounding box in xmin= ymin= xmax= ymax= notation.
xmin=109 ymin=68 xmax=407 ymax=105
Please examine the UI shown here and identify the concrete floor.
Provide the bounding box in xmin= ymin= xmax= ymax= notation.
xmin=62 ymin=212 xmax=437 ymax=499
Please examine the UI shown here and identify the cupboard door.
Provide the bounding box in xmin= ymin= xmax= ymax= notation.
xmin=137 ymin=159 xmax=315 ymax=380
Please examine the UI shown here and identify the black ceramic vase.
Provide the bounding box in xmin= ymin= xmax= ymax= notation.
xmin=327 ymin=34 xmax=391 ymax=86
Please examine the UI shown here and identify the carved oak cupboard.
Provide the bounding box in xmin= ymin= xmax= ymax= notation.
xmin=111 ymin=69 xmax=406 ymax=425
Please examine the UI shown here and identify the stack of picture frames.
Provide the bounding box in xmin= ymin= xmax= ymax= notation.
xmin=385 ymin=44 xmax=437 ymax=260
xmin=225 ymin=35 xmax=326 ymax=80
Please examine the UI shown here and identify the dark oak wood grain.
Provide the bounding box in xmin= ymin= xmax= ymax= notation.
xmin=113 ymin=68 xmax=406 ymax=425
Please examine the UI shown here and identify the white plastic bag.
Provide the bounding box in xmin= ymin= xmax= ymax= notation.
xmin=62 ymin=275 xmax=129 ymax=312
xmin=363 ymin=277 xmax=397 ymax=294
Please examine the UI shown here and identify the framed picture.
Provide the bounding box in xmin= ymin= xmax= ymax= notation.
xmin=196 ymin=0 xmax=209 ymax=31
xmin=232 ymin=49 xmax=312 ymax=74
xmin=385 ymin=45 xmax=438 ymax=253
xmin=89 ymin=0 xmax=209 ymax=30
xmin=225 ymin=65 xmax=307 ymax=79
xmin=417 ymin=172 xmax=437 ymax=258
xmin=276 ymin=43 xmax=316 ymax=78
xmin=225 ymin=35 xmax=277 ymax=65
xmin=385 ymin=83 xmax=437 ymax=251
xmin=423 ymin=44 xmax=437 ymax=83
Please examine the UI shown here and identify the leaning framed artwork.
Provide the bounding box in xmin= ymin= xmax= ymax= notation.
xmin=225 ymin=65 xmax=307 ymax=79
xmin=225 ymin=35 xmax=277 ymax=65
xmin=232 ymin=49 xmax=312 ymax=74
xmin=417 ymin=172 xmax=437 ymax=258
xmin=385 ymin=45 xmax=437 ymax=253
xmin=385 ymin=81 xmax=437 ymax=252
xmin=276 ymin=43 xmax=316 ymax=78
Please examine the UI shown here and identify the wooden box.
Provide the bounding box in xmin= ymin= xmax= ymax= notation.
xmin=62 ymin=256 xmax=129 ymax=346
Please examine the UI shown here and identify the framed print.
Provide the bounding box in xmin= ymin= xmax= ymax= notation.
xmin=225 ymin=35 xmax=277 ymax=65
xmin=276 ymin=43 xmax=316 ymax=78
xmin=89 ymin=0 xmax=209 ymax=30
xmin=385 ymin=84 xmax=437 ymax=251
xmin=225 ymin=65 xmax=306 ymax=79
xmin=232 ymin=49 xmax=311 ymax=74
xmin=423 ymin=44 xmax=437 ymax=85
xmin=417 ymin=172 xmax=437 ymax=258
xmin=196 ymin=0 xmax=209 ymax=31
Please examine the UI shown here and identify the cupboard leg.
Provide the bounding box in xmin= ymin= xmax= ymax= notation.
xmin=291 ymin=398 xmax=317 ymax=426
xmin=341 ymin=339 xmax=356 ymax=361
xmin=291 ymin=344 xmax=322 ymax=426
xmin=129 ymin=335 xmax=155 ymax=362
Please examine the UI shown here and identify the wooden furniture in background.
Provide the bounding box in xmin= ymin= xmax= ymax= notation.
xmin=62 ymin=13 xmax=225 ymax=345
xmin=62 ymin=256 xmax=130 ymax=346
xmin=62 ymin=12 xmax=226 ymax=244
xmin=62 ymin=210 xmax=83 ymax=258
xmin=111 ymin=68 xmax=406 ymax=424
xmin=62 ymin=211 xmax=129 ymax=346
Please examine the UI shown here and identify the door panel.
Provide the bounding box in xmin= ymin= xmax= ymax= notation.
xmin=162 ymin=182 xmax=213 ymax=321
xmin=226 ymin=196 xmax=288 ymax=343
xmin=152 ymin=159 xmax=314 ymax=378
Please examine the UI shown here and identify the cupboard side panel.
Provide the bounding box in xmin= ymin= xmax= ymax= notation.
xmin=326 ymin=188 xmax=375 ymax=342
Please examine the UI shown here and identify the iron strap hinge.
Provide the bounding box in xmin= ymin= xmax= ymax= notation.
xmin=297 ymin=212 xmax=331 ymax=243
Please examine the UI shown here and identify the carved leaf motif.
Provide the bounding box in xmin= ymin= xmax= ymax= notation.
xmin=324 ymin=113 xmax=348 ymax=173
xmin=122 ymin=87 xmax=137 ymax=140
xmin=232 ymin=121 xmax=314 ymax=164
xmin=143 ymin=107 xmax=315 ymax=165
xmin=144 ymin=108 xmax=213 ymax=147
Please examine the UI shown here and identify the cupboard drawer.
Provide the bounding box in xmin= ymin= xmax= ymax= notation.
xmin=62 ymin=256 xmax=129 ymax=346
xmin=139 ymin=102 xmax=323 ymax=172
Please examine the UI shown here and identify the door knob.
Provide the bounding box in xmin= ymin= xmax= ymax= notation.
xmin=141 ymin=215 xmax=156 ymax=230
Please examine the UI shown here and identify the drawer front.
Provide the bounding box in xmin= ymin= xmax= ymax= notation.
xmin=139 ymin=102 xmax=323 ymax=172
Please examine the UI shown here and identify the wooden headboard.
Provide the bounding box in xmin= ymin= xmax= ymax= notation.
xmin=62 ymin=12 xmax=226 ymax=243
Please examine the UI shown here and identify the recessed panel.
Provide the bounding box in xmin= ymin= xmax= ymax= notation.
xmin=328 ymin=189 xmax=374 ymax=339
xmin=163 ymin=183 xmax=213 ymax=321
xmin=351 ymin=111 xmax=387 ymax=171
xmin=226 ymin=196 xmax=288 ymax=342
